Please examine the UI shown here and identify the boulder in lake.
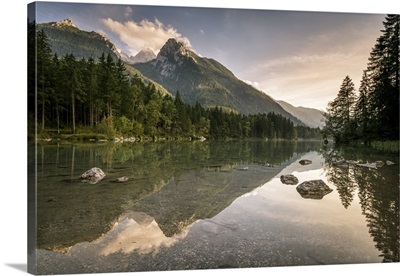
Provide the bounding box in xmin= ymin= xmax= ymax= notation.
xmin=80 ymin=167 xmax=106 ymax=184
xmin=280 ymin=174 xmax=299 ymax=185
xmin=296 ymin=180 xmax=333 ymax=199
xmin=299 ymin=159 xmax=312 ymax=165
xmin=386 ymin=160 xmax=395 ymax=165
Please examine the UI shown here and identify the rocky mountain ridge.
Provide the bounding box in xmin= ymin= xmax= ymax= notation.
xmin=134 ymin=38 xmax=303 ymax=125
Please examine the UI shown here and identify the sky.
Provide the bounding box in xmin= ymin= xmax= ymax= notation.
xmin=31 ymin=1 xmax=387 ymax=110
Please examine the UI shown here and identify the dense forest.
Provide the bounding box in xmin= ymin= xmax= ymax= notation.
xmin=28 ymin=20 xmax=320 ymax=141
xmin=323 ymin=15 xmax=399 ymax=145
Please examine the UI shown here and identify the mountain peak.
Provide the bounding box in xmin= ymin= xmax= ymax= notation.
xmin=157 ymin=38 xmax=195 ymax=60
xmin=131 ymin=48 xmax=156 ymax=64
xmin=52 ymin=18 xmax=76 ymax=28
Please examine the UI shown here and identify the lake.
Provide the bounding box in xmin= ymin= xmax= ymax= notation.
xmin=28 ymin=140 xmax=399 ymax=274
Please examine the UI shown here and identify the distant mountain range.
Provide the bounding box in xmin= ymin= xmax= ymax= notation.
xmin=277 ymin=101 xmax=325 ymax=128
xmin=38 ymin=19 xmax=324 ymax=128
xmin=130 ymin=48 xmax=157 ymax=64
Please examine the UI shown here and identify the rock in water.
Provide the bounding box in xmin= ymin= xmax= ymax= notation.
xmin=80 ymin=167 xmax=106 ymax=184
xmin=375 ymin=161 xmax=385 ymax=168
xmin=280 ymin=174 xmax=299 ymax=185
xmin=296 ymin=180 xmax=333 ymax=199
xmin=116 ymin=176 xmax=129 ymax=183
xmin=299 ymin=159 xmax=312 ymax=165
xmin=358 ymin=162 xmax=377 ymax=169
xmin=386 ymin=160 xmax=395 ymax=165
xmin=333 ymin=160 xmax=348 ymax=168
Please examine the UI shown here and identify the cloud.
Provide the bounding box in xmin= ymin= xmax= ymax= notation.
xmin=101 ymin=17 xmax=191 ymax=56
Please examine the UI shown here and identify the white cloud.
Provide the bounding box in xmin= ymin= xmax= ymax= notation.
xmin=101 ymin=17 xmax=191 ymax=56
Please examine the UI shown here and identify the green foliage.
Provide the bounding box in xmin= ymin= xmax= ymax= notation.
xmin=370 ymin=141 xmax=399 ymax=153
xmin=97 ymin=116 xmax=116 ymax=137
xmin=115 ymin=116 xmax=133 ymax=136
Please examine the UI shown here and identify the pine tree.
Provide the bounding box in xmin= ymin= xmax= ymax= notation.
xmin=36 ymin=29 xmax=53 ymax=131
xmin=62 ymin=54 xmax=83 ymax=134
xmin=366 ymin=15 xmax=399 ymax=140
xmin=354 ymin=71 xmax=371 ymax=141
xmin=323 ymin=76 xmax=357 ymax=143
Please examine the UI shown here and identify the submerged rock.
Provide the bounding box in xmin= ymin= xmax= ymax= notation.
xmin=332 ymin=160 xmax=348 ymax=168
xmin=296 ymin=180 xmax=333 ymax=199
xmin=375 ymin=161 xmax=385 ymax=168
xmin=280 ymin=174 xmax=299 ymax=185
xmin=357 ymin=162 xmax=377 ymax=169
xmin=80 ymin=167 xmax=106 ymax=184
xmin=116 ymin=176 xmax=129 ymax=183
xmin=299 ymin=159 xmax=312 ymax=165
xmin=386 ymin=160 xmax=395 ymax=165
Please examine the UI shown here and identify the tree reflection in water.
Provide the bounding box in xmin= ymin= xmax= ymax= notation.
xmin=323 ymin=146 xmax=399 ymax=262
xmin=33 ymin=140 xmax=318 ymax=253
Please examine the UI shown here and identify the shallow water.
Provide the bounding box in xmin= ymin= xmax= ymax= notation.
xmin=28 ymin=141 xmax=399 ymax=274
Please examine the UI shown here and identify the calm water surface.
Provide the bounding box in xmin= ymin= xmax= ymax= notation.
xmin=28 ymin=140 xmax=399 ymax=274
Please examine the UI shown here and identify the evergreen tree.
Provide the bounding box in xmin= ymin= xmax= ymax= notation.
xmin=323 ymin=76 xmax=356 ymax=143
xmin=28 ymin=20 xmax=37 ymax=118
xmin=83 ymin=56 xmax=98 ymax=128
xmin=36 ymin=29 xmax=53 ymax=131
xmin=354 ymin=70 xmax=371 ymax=141
xmin=62 ymin=54 xmax=83 ymax=134
xmin=366 ymin=15 xmax=399 ymax=140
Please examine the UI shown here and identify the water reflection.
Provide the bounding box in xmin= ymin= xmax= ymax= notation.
xmin=93 ymin=211 xmax=189 ymax=256
xmin=32 ymin=140 xmax=318 ymax=253
xmin=30 ymin=141 xmax=399 ymax=275
xmin=323 ymin=146 xmax=399 ymax=262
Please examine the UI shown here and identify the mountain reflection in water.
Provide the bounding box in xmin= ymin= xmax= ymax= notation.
xmin=93 ymin=211 xmax=189 ymax=256
xmin=30 ymin=141 xmax=399 ymax=274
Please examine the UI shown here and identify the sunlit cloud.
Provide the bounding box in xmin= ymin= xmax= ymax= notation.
xmin=101 ymin=17 xmax=191 ymax=56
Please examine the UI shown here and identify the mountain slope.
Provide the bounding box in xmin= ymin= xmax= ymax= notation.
xmin=277 ymin=100 xmax=325 ymax=128
xmin=38 ymin=19 xmax=125 ymax=61
xmin=134 ymin=38 xmax=303 ymax=124
xmin=39 ymin=19 xmax=170 ymax=96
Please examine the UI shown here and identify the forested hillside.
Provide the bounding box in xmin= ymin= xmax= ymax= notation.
xmin=28 ymin=21 xmax=320 ymax=141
